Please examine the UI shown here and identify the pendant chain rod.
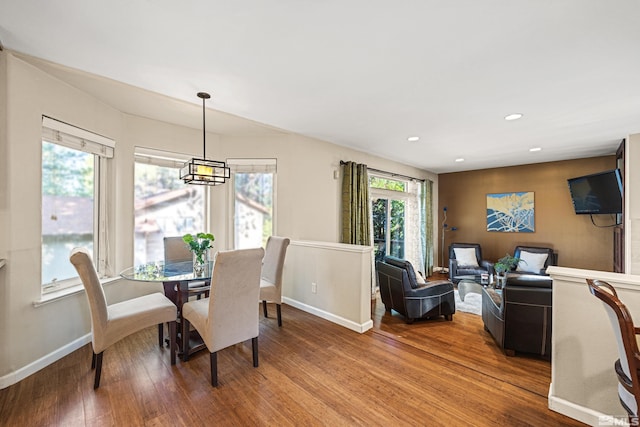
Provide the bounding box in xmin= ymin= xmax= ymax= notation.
xmin=202 ymin=96 xmax=206 ymax=159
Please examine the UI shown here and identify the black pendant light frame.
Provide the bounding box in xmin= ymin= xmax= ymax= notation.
xmin=180 ymin=92 xmax=231 ymax=185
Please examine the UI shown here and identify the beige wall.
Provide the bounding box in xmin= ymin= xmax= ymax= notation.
xmin=438 ymin=157 xmax=618 ymax=271
xmin=0 ymin=51 xmax=438 ymax=385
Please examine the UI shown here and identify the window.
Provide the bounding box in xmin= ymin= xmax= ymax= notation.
xmin=228 ymin=159 xmax=276 ymax=249
xmin=41 ymin=117 xmax=113 ymax=293
xmin=134 ymin=148 xmax=206 ymax=265
xmin=370 ymin=174 xmax=424 ymax=272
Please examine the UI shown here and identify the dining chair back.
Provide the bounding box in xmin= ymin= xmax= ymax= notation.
xmin=181 ymin=247 xmax=264 ymax=386
xmin=163 ymin=236 xmax=192 ymax=264
xmin=587 ymin=278 xmax=640 ymax=419
xmin=70 ymin=247 xmax=177 ymax=389
xmin=260 ymin=236 xmax=290 ymax=326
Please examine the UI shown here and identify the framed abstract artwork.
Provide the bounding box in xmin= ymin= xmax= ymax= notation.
xmin=486 ymin=192 xmax=535 ymax=232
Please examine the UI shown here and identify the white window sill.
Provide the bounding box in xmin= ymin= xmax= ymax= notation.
xmin=33 ymin=276 xmax=121 ymax=307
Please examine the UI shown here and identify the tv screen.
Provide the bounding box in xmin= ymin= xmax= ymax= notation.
xmin=567 ymin=169 xmax=622 ymax=215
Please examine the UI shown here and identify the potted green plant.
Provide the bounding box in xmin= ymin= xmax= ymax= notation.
xmin=182 ymin=232 xmax=215 ymax=277
xmin=493 ymin=253 xmax=521 ymax=289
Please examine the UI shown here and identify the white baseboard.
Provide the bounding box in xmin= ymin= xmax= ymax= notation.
xmin=283 ymin=297 xmax=373 ymax=333
xmin=0 ymin=333 xmax=91 ymax=389
xmin=548 ymin=385 xmax=621 ymax=426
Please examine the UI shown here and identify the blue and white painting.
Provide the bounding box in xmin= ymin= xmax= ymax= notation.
xmin=486 ymin=192 xmax=535 ymax=232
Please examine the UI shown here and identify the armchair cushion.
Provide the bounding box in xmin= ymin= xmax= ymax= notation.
xmin=453 ymin=247 xmax=480 ymax=267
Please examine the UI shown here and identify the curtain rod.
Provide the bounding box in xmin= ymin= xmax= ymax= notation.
xmin=340 ymin=160 xmax=425 ymax=183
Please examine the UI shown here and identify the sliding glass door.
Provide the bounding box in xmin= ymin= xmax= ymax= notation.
xmin=371 ymin=194 xmax=406 ymax=263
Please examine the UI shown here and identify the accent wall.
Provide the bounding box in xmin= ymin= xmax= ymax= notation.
xmin=438 ymin=157 xmax=617 ymax=271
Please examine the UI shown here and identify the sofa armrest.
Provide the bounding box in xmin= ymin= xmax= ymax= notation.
xmin=449 ymin=259 xmax=459 ymax=279
xmin=408 ymin=280 xmax=454 ymax=298
xmin=481 ymin=260 xmax=494 ymax=274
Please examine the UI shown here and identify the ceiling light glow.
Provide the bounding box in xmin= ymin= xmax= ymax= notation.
xmin=529 ymin=147 xmax=542 ymax=152
xmin=504 ymin=113 xmax=523 ymax=121
xmin=455 ymin=158 xmax=465 ymax=162
xmin=407 ymin=136 xmax=420 ymax=142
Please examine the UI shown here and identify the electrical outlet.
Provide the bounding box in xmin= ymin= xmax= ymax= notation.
xmin=311 ymin=282 xmax=317 ymax=294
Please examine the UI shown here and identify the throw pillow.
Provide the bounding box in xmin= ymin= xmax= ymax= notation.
xmin=412 ymin=264 xmax=426 ymax=285
xmin=453 ymin=247 xmax=479 ymax=267
xmin=516 ymin=251 xmax=549 ymax=274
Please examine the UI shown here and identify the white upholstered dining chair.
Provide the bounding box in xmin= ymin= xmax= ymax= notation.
xmin=70 ymin=247 xmax=177 ymax=389
xmin=181 ymin=247 xmax=264 ymax=386
xmin=163 ymin=236 xmax=192 ymax=264
xmin=259 ymin=236 xmax=290 ymax=327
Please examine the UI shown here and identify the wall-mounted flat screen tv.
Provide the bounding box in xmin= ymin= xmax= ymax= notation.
xmin=567 ymin=169 xmax=622 ymax=215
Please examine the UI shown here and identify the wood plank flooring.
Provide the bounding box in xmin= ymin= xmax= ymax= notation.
xmin=0 ymin=288 xmax=585 ymax=426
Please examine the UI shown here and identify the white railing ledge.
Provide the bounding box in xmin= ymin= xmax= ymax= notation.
xmin=292 ymin=240 xmax=373 ymax=254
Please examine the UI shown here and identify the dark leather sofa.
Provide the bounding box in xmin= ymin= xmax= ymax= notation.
xmin=376 ymin=256 xmax=455 ymax=324
xmin=481 ymin=273 xmax=552 ymax=358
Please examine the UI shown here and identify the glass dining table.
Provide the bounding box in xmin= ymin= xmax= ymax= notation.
xmin=120 ymin=261 xmax=213 ymax=356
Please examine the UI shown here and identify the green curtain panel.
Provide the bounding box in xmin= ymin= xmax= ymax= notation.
xmin=422 ymin=179 xmax=434 ymax=276
xmin=341 ymin=162 xmax=371 ymax=246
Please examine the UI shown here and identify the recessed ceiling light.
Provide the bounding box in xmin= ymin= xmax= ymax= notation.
xmin=529 ymin=147 xmax=542 ymax=152
xmin=504 ymin=113 xmax=523 ymax=121
xmin=455 ymin=158 xmax=465 ymax=162
xmin=407 ymin=136 xmax=420 ymax=142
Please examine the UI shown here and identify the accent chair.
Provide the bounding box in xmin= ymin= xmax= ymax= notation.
xmin=448 ymin=243 xmax=493 ymax=283
xmin=376 ymin=256 xmax=455 ymax=324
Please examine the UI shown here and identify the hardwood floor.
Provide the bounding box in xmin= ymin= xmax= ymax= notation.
xmin=0 ymin=291 xmax=585 ymax=426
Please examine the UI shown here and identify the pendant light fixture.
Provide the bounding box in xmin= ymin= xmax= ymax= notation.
xmin=180 ymin=92 xmax=231 ymax=185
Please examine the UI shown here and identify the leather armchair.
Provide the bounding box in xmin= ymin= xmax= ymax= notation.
xmin=448 ymin=243 xmax=493 ymax=283
xmin=482 ymin=274 xmax=552 ymax=358
xmin=376 ymin=256 xmax=455 ymax=324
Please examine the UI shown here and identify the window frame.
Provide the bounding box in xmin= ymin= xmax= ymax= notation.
xmin=133 ymin=147 xmax=210 ymax=265
xmin=41 ymin=116 xmax=114 ymax=294
xmin=227 ymin=158 xmax=277 ymax=249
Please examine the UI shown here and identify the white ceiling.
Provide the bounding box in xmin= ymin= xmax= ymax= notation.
xmin=1 ymin=0 xmax=639 ymax=173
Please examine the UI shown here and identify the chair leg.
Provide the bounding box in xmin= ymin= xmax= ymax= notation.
xmin=210 ymin=352 xmax=218 ymax=387
xmin=262 ymin=300 xmax=268 ymax=318
xmin=93 ymin=352 xmax=103 ymax=389
xmin=252 ymin=336 xmax=259 ymax=368
xmin=182 ymin=317 xmax=191 ymax=362
xmin=91 ymin=351 xmax=96 ymax=369
xmin=276 ymin=304 xmax=282 ymax=327
xmin=158 ymin=323 xmax=164 ymax=347
xmin=169 ymin=321 xmax=176 ymax=365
